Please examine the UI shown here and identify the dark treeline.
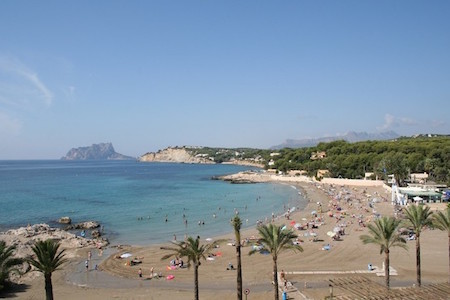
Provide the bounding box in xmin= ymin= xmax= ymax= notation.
xmin=272 ymin=136 xmax=450 ymax=186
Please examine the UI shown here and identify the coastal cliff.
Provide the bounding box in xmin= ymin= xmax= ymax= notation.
xmin=138 ymin=146 xmax=265 ymax=167
xmin=138 ymin=147 xmax=215 ymax=164
xmin=61 ymin=143 xmax=134 ymax=160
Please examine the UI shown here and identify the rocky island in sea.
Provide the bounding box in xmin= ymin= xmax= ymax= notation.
xmin=61 ymin=142 xmax=134 ymax=160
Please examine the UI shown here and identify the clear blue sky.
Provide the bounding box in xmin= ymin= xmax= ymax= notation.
xmin=1 ymin=1 xmax=449 ymax=159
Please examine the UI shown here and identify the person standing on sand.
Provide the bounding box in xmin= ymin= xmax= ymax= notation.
xmin=138 ymin=268 xmax=142 ymax=278
xmin=85 ymin=260 xmax=89 ymax=271
xmin=280 ymin=269 xmax=287 ymax=288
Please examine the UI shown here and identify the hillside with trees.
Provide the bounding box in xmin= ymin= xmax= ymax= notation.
xmin=270 ymin=135 xmax=450 ymax=186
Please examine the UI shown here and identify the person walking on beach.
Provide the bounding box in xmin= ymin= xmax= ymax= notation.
xmin=85 ymin=260 xmax=89 ymax=271
xmin=280 ymin=269 xmax=287 ymax=288
xmin=138 ymin=268 xmax=142 ymax=278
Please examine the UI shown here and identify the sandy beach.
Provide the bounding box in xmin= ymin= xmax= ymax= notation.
xmin=3 ymin=173 xmax=449 ymax=299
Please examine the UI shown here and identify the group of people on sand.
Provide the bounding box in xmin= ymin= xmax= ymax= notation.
xmin=137 ymin=266 xmax=162 ymax=279
xmin=84 ymin=250 xmax=99 ymax=271
xmin=170 ymin=257 xmax=185 ymax=268
xmin=278 ymin=182 xmax=388 ymax=249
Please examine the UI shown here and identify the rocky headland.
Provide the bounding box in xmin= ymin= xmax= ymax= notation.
xmin=138 ymin=147 xmax=215 ymax=164
xmin=0 ymin=223 xmax=109 ymax=283
xmin=138 ymin=146 xmax=265 ymax=167
xmin=1 ymin=224 xmax=108 ymax=256
xmin=61 ymin=142 xmax=134 ymax=160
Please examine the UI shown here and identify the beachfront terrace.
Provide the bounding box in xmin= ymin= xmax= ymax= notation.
xmin=398 ymin=187 xmax=446 ymax=203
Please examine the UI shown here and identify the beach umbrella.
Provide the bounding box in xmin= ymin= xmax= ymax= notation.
xmin=327 ymin=231 xmax=336 ymax=237
xmin=333 ymin=227 xmax=340 ymax=233
xmin=311 ymin=210 xmax=317 ymax=215
xmin=294 ymin=223 xmax=302 ymax=229
xmin=290 ymin=221 xmax=296 ymax=226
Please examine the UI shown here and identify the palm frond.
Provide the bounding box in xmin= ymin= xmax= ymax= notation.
xmin=249 ymin=223 xmax=302 ymax=257
xmin=28 ymin=239 xmax=67 ymax=275
xmin=403 ymin=205 xmax=433 ymax=235
xmin=360 ymin=216 xmax=407 ymax=254
xmin=0 ymin=241 xmax=24 ymax=288
xmin=160 ymin=235 xmax=218 ymax=268
xmin=433 ymin=207 xmax=450 ymax=232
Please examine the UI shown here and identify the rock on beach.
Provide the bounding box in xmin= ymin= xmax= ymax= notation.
xmin=58 ymin=216 xmax=72 ymax=224
xmin=0 ymin=223 xmax=109 ymax=284
xmin=65 ymin=221 xmax=100 ymax=230
xmin=1 ymin=223 xmax=109 ymax=259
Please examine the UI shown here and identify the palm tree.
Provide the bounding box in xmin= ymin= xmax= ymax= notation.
xmin=249 ymin=224 xmax=303 ymax=300
xmin=0 ymin=241 xmax=24 ymax=291
xmin=432 ymin=207 xmax=450 ymax=283
xmin=232 ymin=216 xmax=243 ymax=300
xmin=27 ymin=239 xmax=68 ymax=300
xmin=360 ymin=216 xmax=407 ymax=288
xmin=403 ymin=204 xmax=433 ymax=286
xmin=161 ymin=236 xmax=217 ymax=300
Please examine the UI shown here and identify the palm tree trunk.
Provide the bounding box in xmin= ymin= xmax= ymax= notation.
xmin=416 ymin=235 xmax=421 ymax=286
xmin=194 ymin=264 xmax=199 ymax=300
xmin=273 ymin=256 xmax=279 ymax=300
xmin=385 ymin=249 xmax=390 ymax=289
xmin=448 ymin=233 xmax=450 ymax=284
xmin=236 ymin=243 xmax=242 ymax=300
xmin=44 ymin=273 xmax=53 ymax=300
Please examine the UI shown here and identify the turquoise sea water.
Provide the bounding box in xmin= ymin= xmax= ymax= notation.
xmin=0 ymin=160 xmax=306 ymax=245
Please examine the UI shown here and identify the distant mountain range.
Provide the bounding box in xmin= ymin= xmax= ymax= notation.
xmin=61 ymin=143 xmax=134 ymax=160
xmin=271 ymin=131 xmax=400 ymax=149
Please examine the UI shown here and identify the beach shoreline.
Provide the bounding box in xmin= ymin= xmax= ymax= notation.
xmin=3 ymin=173 xmax=449 ymax=299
